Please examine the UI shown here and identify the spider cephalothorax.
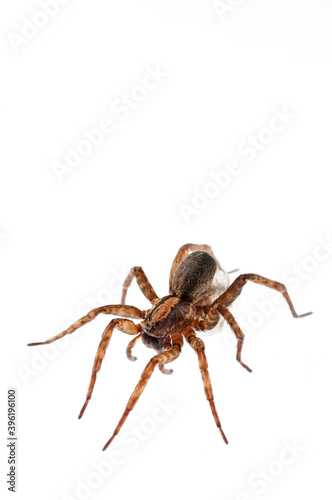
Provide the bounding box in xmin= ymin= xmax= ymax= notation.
xmin=142 ymin=296 xmax=195 ymax=339
xmin=28 ymin=244 xmax=312 ymax=450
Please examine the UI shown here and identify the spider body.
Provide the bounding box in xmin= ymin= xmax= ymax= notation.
xmin=28 ymin=244 xmax=312 ymax=450
xmin=142 ymin=252 xmax=228 ymax=347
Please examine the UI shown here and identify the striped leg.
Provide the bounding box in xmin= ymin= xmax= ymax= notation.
xmin=103 ymin=333 xmax=183 ymax=450
xmin=121 ymin=266 xmax=158 ymax=305
xmin=27 ymin=304 xmax=143 ymax=346
xmin=79 ymin=318 xmax=141 ymax=418
xmin=183 ymin=327 xmax=228 ymax=444
xmin=213 ymin=273 xmax=312 ymax=318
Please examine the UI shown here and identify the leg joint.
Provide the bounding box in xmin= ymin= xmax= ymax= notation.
xmin=132 ymin=266 xmax=142 ymax=274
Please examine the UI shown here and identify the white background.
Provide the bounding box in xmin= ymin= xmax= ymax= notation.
xmin=1 ymin=1 xmax=331 ymax=499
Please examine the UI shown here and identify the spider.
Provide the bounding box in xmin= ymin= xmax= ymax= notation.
xmin=28 ymin=243 xmax=312 ymax=450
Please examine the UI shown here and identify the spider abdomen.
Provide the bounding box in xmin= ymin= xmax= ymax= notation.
xmin=172 ymin=251 xmax=217 ymax=303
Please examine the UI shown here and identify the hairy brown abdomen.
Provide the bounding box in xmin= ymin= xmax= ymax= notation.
xmin=172 ymin=251 xmax=217 ymax=303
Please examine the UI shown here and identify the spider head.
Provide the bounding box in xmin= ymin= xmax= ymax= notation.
xmin=142 ymin=296 xmax=195 ymax=338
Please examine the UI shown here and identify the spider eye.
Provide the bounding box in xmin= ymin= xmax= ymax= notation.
xmin=155 ymin=321 xmax=161 ymax=327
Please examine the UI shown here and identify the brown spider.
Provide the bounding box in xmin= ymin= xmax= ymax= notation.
xmin=28 ymin=244 xmax=312 ymax=450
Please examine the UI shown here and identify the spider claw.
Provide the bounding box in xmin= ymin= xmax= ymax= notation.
xmin=218 ymin=426 xmax=228 ymax=444
xmin=78 ymin=401 xmax=89 ymax=419
xmin=241 ymin=362 xmax=252 ymax=373
xmin=297 ymin=311 xmax=313 ymax=318
xmin=237 ymin=358 xmax=252 ymax=373
xmin=27 ymin=342 xmax=44 ymax=346
xmin=102 ymin=435 xmax=115 ymax=451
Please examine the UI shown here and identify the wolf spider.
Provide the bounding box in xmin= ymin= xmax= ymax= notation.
xmin=28 ymin=244 xmax=311 ymax=449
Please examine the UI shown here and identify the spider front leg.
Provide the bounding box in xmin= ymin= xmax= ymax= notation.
xmin=121 ymin=266 xmax=158 ymax=305
xmin=103 ymin=332 xmax=183 ymax=450
xmin=198 ymin=304 xmax=252 ymax=372
xmin=28 ymin=305 xmax=144 ymax=346
xmin=213 ymin=273 xmax=312 ymax=318
xmin=79 ymin=318 xmax=141 ymax=419
xmin=183 ymin=327 xmax=228 ymax=444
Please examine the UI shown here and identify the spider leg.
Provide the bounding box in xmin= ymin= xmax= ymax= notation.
xmin=183 ymin=327 xmax=228 ymax=444
xmin=121 ymin=266 xmax=158 ymax=305
xmin=102 ymin=333 xmax=183 ymax=450
xmin=126 ymin=333 xmax=142 ymax=361
xmin=27 ymin=305 xmax=143 ymax=346
xmin=217 ymin=304 xmax=252 ymax=372
xmin=227 ymin=268 xmax=239 ymax=275
xmin=199 ymin=304 xmax=252 ymax=372
xmin=79 ymin=318 xmax=141 ymax=419
xmin=158 ymin=335 xmax=174 ymax=374
xmin=169 ymin=244 xmax=225 ymax=293
xmin=213 ymin=273 xmax=312 ymax=318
